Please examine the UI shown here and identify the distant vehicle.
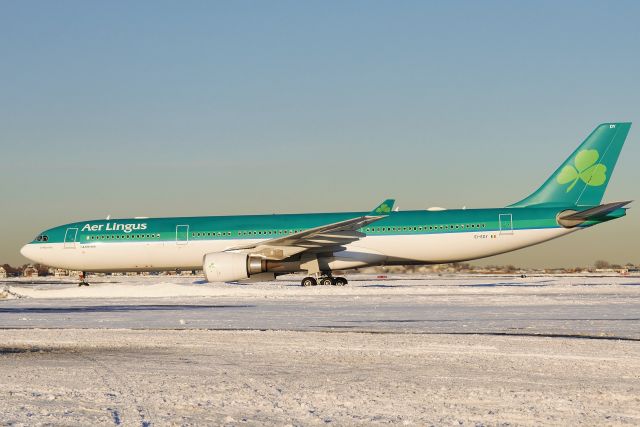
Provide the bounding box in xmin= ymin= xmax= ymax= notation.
xmin=21 ymin=123 xmax=632 ymax=286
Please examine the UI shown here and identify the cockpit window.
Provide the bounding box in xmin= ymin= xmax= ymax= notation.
xmin=36 ymin=236 xmax=42 ymax=241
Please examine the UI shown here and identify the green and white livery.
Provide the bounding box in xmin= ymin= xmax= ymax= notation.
xmin=21 ymin=123 xmax=632 ymax=286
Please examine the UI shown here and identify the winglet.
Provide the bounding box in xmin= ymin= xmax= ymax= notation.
xmin=371 ymin=199 xmax=395 ymax=215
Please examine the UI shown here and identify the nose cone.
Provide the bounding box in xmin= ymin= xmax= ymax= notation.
xmin=20 ymin=244 xmax=35 ymax=262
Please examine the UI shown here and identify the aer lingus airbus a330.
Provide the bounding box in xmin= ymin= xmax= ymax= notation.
xmin=21 ymin=123 xmax=632 ymax=286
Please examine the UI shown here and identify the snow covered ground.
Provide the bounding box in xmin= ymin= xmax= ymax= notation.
xmin=3 ymin=273 xmax=640 ymax=300
xmin=0 ymin=274 xmax=639 ymax=425
xmin=1 ymin=274 xmax=638 ymax=338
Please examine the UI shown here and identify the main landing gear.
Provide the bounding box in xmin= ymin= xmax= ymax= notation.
xmin=78 ymin=272 xmax=90 ymax=287
xmin=300 ymin=276 xmax=348 ymax=287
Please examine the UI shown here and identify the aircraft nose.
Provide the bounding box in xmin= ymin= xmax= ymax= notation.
xmin=20 ymin=244 xmax=34 ymax=261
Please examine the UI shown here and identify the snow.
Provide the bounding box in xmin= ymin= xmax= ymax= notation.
xmin=0 ymin=274 xmax=638 ymax=425
xmin=3 ymin=273 xmax=639 ymax=300
xmin=0 ymin=329 xmax=638 ymax=425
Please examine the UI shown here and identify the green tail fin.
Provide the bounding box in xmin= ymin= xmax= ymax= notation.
xmin=509 ymin=123 xmax=632 ymax=208
xmin=370 ymin=199 xmax=395 ymax=215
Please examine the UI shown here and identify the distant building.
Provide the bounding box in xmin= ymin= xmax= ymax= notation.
xmin=0 ymin=266 xmax=6 ymax=278
xmin=69 ymin=270 xmax=82 ymax=278
xmin=50 ymin=268 xmax=68 ymax=277
xmin=23 ymin=265 xmax=38 ymax=278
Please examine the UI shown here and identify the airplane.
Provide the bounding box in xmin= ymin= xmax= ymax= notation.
xmin=21 ymin=122 xmax=632 ymax=287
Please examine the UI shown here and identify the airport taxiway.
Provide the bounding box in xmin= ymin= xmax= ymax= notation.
xmin=1 ymin=275 xmax=638 ymax=425
xmin=1 ymin=274 xmax=639 ymax=339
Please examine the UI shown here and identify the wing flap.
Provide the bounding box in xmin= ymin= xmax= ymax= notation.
xmin=227 ymin=214 xmax=386 ymax=260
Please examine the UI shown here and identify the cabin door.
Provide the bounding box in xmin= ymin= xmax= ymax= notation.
xmin=64 ymin=228 xmax=78 ymax=249
xmin=176 ymin=225 xmax=189 ymax=245
xmin=499 ymin=214 xmax=513 ymax=235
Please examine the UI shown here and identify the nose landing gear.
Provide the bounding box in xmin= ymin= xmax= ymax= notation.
xmin=78 ymin=272 xmax=90 ymax=287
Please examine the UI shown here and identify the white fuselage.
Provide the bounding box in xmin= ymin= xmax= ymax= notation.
xmin=20 ymin=227 xmax=578 ymax=273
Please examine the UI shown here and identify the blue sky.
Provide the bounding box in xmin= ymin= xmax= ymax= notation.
xmin=1 ymin=1 xmax=639 ymax=266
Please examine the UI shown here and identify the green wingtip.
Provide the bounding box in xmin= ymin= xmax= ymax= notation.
xmin=371 ymin=199 xmax=395 ymax=214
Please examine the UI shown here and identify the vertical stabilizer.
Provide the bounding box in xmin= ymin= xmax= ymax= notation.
xmin=509 ymin=123 xmax=631 ymax=207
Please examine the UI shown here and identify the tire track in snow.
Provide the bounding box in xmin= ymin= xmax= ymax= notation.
xmin=76 ymin=352 xmax=155 ymax=426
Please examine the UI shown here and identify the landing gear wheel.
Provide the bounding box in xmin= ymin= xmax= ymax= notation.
xmin=301 ymin=277 xmax=317 ymax=287
xmin=319 ymin=277 xmax=335 ymax=286
xmin=334 ymin=277 xmax=348 ymax=286
xmin=78 ymin=272 xmax=90 ymax=287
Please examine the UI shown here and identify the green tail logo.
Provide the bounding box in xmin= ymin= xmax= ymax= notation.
xmin=374 ymin=203 xmax=392 ymax=214
xmin=556 ymin=149 xmax=607 ymax=192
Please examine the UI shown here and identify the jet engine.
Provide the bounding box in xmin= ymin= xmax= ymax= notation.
xmin=203 ymin=252 xmax=268 ymax=282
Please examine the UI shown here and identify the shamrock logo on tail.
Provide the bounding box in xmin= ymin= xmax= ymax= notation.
xmin=375 ymin=203 xmax=391 ymax=214
xmin=556 ymin=149 xmax=607 ymax=192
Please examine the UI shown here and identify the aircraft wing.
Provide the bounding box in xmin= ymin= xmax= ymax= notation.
xmin=226 ymin=200 xmax=394 ymax=260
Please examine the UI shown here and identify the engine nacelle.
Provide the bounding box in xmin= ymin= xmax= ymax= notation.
xmin=203 ymin=252 xmax=267 ymax=282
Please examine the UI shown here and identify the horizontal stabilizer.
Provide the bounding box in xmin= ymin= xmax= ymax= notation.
xmin=557 ymin=201 xmax=631 ymax=228
xmin=560 ymin=200 xmax=632 ymax=220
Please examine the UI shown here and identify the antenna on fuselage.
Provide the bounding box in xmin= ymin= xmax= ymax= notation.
xmin=106 ymin=215 xmax=111 ymax=220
